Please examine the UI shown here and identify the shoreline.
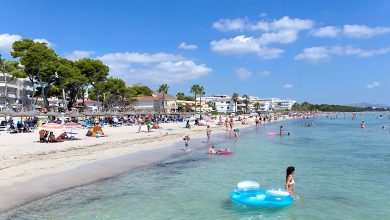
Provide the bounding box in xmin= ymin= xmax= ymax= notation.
xmin=0 ymin=116 xmax=296 ymax=213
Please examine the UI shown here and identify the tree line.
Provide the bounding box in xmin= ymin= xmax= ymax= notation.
xmin=0 ymin=39 xmax=157 ymax=111
xmin=1 ymin=38 xmax=212 ymax=112
xmin=292 ymin=102 xmax=388 ymax=112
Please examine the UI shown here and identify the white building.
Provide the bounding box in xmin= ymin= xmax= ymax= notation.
xmin=133 ymin=93 xmax=178 ymax=113
xmin=214 ymin=98 xmax=237 ymax=113
xmin=195 ymin=95 xmax=229 ymax=103
xmin=256 ymin=98 xmax=296 ymax=111
xmin=0 ymin=73 xmax=33 ymax=109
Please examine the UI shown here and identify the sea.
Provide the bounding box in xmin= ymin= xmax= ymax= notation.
xmin=1 ymin=113 xmax=390 ymax=220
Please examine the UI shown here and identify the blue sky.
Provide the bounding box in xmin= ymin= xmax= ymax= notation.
xmin=1 ymin=0 xmax=390 ymax=105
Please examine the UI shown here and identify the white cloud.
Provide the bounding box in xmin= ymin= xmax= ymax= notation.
xmin=97 ymin=52 xmax=211 ymax=84
xmin=178 ymin=42 xmax=198 ymax=50
xmin=311 ymin=26 xmax=340 ymax=38
xmin=98 ymin=52 xmax=182 ymax=63
xmin=211 ymin=16 xmax=314 ymax=58
xmin=295 ymin=46 xmax=390 ymax=62
xmin=312 ymin=24 xmax=390 ymax=38
xmin=65 ymin=50 xmax=95 ymax=60
xmin=282 ymin=83 xmax=294 ymax=89
xmin=271 ymin=16 xmax=314 ymax=31
xmin=0 ymin=33 xmax=22 ymax=54
xmin=367 ymin=82 xmax=380 ymax=89
xmin=235 ymin=68 xmax=252 ymax=80
xmin=294 ymin=47 xmax=330 ymax=62
xmin=212 ymin=18 xmax=247 ymax=31
xmin=210 ymin=35 xmax=284 ymax=59
xmin=259 ymin=70 xmax=271 ymax=77
xmin=259 ymin=13 xmax=267 ymax=18
xmin=343 ymin=24 xmax=390 ymax=38
xmin=259 ymin=29 xmax=299 ymax=45
xmin=33 ymin=38 xmax=54 ymax=47
xmin=212 ymin=16 xmax=314 ymax=32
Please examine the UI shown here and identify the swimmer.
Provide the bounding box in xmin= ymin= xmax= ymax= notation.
xmin=208 ymin=144 xmax=217 ymax=154
xmin=279 ymin=125 xmax=284 ymax=135
xmin=233 ymin=128 xmax=240 ymax=140
xmin=361 ymin=121 xmax=365 ymax=128
xmin=183 ymin=135 xmax=190 ymax=151
xmin=285 ymin=166 xmax=295 ymax=196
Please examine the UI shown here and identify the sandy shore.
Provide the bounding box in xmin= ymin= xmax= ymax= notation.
xmin=0 ymin=116 xmax=293 ymax=212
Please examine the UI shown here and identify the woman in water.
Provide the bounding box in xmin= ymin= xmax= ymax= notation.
xmin=361 ymin=121 xmax=365 ymax=128
xmin=285 ymin=166 xmax=295 ymax=196
xmin=208 ymin=144 xmax=217 ymax=154
xmin=279 ymin=125 xmax=284 ymax=135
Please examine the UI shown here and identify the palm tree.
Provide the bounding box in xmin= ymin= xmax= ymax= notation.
xmin=190 ymin=84 xmax=200 ymax=112
xmin=232 ymin=92 xmax=239 ymax=114
xmin=254 ymin=102 xmax=260 ymax=112
xmin=198 ymin=86 xmax=205 ymax=113
xmin=242 ymin=95 xmax=250 ymax=113
xmin=176 ymin=92 xmax=185 ymax=100
xmin=158 ymin=83 xmax=169 ymax=112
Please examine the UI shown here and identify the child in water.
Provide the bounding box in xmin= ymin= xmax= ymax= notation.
xmin=183 ymin=135 xmax=191 ymax=151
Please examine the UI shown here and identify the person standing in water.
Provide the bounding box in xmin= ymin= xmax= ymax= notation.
xmin=361 ymin=121 xmax=365 ymax=128
xmin=279 ymin=125 xmax=284 ymax=135
xmin=183 ymin=135 xmax=191 ymax=151
xmin=285 ymin=166 xmax=295 ymax=196
xmin=206 ymin=125 xmax=212 ymax=143
xmin=255 ymin=117 xmax=260 ymax=127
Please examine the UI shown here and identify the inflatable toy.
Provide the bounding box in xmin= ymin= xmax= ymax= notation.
xmin=230 ymin=181 xmax=293 ymax=207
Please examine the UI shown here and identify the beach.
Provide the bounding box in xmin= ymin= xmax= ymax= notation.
xmin=0 ymin=115 xmax=294 ymax=212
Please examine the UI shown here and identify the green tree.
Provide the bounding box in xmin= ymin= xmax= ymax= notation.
xmin=198 ymin=86 xmax=205 ymax=113
xmin=176 ymin=92 xmax=185 ymax=100
xmin=254 ymin=102 xmax=260 ymax=112
xmin=127 ymin=84 xmax=153 ymax=97
xmin=242 ymin=94 xmax=250 ymax=113
xmin=56 ymin=58 xmax=87 ymax=110
xmin=75 ymin=58 xmax=109 ymax=109
xmin=11 ymin=39 xmax=58 ymax=110
xmin=232 ymin=92 xmax=239 ymax=113
xmin=158 ymin=83 xmax=169 ymax=112
xmin=190 ymin=84 xmax=200 ymax=112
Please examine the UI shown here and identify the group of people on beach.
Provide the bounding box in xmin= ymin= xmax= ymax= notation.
xmin=39 ymin=129 xmax=69 ymax=143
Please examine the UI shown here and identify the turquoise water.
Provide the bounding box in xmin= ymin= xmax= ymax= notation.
xmin=2 ymin=113 xmax=390 ymax=220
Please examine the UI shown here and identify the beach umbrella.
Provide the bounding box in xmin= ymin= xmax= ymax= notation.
xmin=43 ymin=112 xmax=63 ymax=117
xmin=121 ymin=111 xmax=135 ymax=116
xmin=12 ymin=111 xmax=31 ymax=117
xmin=26 ymin=110 xmax=42 ymax=117
xmin=41 ymin=123 xmax=64 ymax=130
xmin=64 ymin=111 xmax=85 ymax=118
xmin=84 ymin=111 xmax=106 ymax=116
xmin=0 ymin=109 xmax=13 ymax=116
xmin=63 ymin=122 xmax=81 ymax=128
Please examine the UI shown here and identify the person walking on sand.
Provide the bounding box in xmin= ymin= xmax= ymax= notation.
xmin=138 ymin=116 xmax=144 ymax=133
xmin=206 ymin=125 xmax=212 ymax=143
